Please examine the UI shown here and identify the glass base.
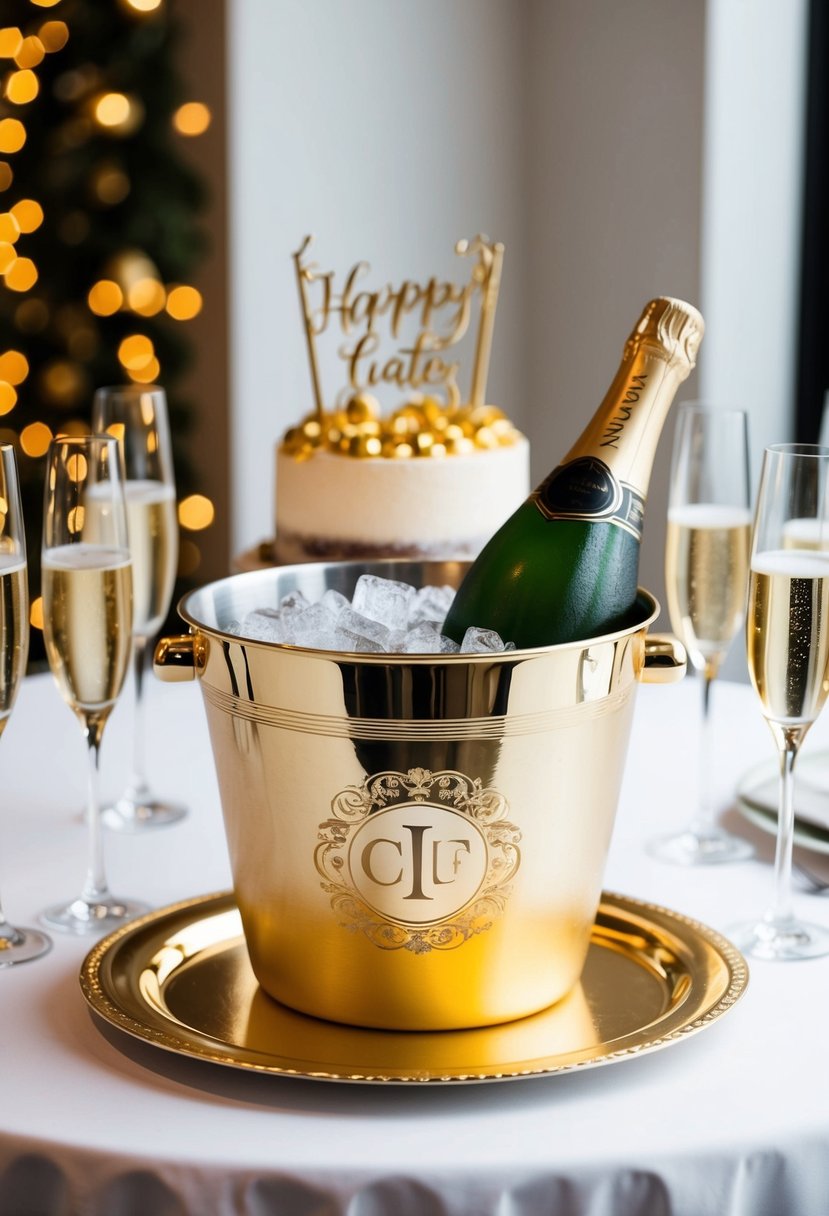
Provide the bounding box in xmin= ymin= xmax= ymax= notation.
xmin=102 ymin=795 xmax=188 ymax=833
xmin=729 ymin=914 xmax=829 ymax=961
xmin=41 ymin=894 xmax=150 ymax=935
xmin=646 ymin=827 xmax=755 ymax=866
xmin=0 ymin=924 xmax=52 ymax=966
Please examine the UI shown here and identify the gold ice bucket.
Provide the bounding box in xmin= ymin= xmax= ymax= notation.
xmin=155 ymin=560 xmax=685 ymax=1031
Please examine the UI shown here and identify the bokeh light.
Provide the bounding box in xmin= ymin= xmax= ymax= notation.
xmin=178 ymin=494 xmax=214 ymax=531
xmin=173 ymin=102 xmax=210 ymax=136
xmin=87 ymin=279 xmax=123 ymax=315
xmin=166 ymin=284 xmax=202 ymax=320
xmin=6 ymin=70 xmax=39 ymax=105
xmin=118 ymin=333 xmax=154 ymax=371
xmin=5 ymin=257 xmax=38 ymax=291
xmin=0 ymin=351 xmax=29 ymax=385
xmin=0 ymin=119 xmax=26 ymax=154
xmin=20 ymin=421 xmax=52 ymax=457
xmin=10 ymin=199 xmax=43 ymax=233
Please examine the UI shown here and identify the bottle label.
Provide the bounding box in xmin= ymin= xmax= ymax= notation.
xmin=532 ymin=456 xmax=644 ymax=540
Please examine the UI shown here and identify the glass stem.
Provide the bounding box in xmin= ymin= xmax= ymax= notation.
xmin=768 ymin=739 xmax=799 ymax=927
xmin=690 ymin=669 xmax=716 ymax=838
xmin=129 ymin=635 xmax=149 ymax=801
xmin=80 ymin=716 xmax=109 ymax=906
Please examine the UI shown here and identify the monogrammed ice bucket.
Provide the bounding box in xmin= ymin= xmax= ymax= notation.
xmin=155 ymin=560 xmax=684 ymax=1031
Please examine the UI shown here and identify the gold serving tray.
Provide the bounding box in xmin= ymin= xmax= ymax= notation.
xmin=80 ymin=891 xmax=748 ymax=1085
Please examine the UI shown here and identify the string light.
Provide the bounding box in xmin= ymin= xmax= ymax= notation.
xmin=87 ymin=279 xmax=122 ymax=315
xmin=37 ymin=22 xmax=69 ymax=53
xmin=173 ymin=102 xmax=210 ymax=136
xmin=14 ymin=37 xmax=45 ymax=70
xmin=0 ymin=383 xmax=17 ymax=415
xmin=166 ymin=284 xmax=202 ymax=320
xmin=178 ymin=494 xmax=214 ymax=530
xmin=0 ymin=352 xmax=28 ymax=384
xmin=118 ymin=333 xmax=154 ymax=371
xmin=128 ymin=356 xmax=160 ymax=383
xmin=29 ymin=597 xmax=43 ymax=631
xmin=6 ymin=70 xmax=39 ymax=105
xmin=5 ymin=258 xmax=38 ymax=291
xmin=0 ymin=119 xmax=26 ymax=154
xmin=10 ymin=200 xmax=43 ymax=233
xmin=0 ymin=30 xmax=23 ymax=59
xmin=20 ymin=422 xmax=52 ymax=457
xmin=92 ymin=91 xmax=143 ymax=135
xmin=0 ymin=214 xmax=19 ymax=244
xmin=127 ymin=277 xmax=165 ymax=315
xmin=2 ymin=0 xmax=212 ymax=642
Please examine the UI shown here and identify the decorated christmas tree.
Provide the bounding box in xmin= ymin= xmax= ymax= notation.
xmin=0 ymin=0 xmax=209 ymax=662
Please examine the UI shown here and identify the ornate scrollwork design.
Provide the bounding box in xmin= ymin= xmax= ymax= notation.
xmin=315 ymin=768 xmax=521 ymax=953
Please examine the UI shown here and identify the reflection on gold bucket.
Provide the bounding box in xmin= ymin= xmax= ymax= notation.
xmin=155 ymin=560 xmax=684 ymax=1031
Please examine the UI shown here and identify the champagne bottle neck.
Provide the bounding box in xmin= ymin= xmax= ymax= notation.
xmin=563 ymin=344 xmax=689 ymax=498
xmin=532 ymin=332 xmax=695 ymax=542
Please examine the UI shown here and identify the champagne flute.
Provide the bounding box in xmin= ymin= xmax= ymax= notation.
xmin=648 ymin=403 xmax=754 ymax=863
xmin=732 ymin=443 xmax=829 ymax=960
xmin=40 ymin=436 xmax=148 ymax=933
xmin=92 ymin=385 xmax=184 ymax=832
xmin=0 ymin=445 xmax=51 ymax=964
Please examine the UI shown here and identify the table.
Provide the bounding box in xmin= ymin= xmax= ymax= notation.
xmin=1 ymin=668 xmax=829 ymax=1216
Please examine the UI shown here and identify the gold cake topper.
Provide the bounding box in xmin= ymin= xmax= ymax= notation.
xmin=284 ymin=235 xmax=522 ymax=460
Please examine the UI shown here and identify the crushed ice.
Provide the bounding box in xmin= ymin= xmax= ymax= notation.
xmin=230 ymin=573 xmax=514 ymax=655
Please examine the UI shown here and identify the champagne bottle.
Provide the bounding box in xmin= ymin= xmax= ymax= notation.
xmin=443 ymin=296 xmax=704 ymax=648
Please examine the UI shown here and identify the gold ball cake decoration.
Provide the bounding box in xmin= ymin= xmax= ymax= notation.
xmin=280 ymin=394 xmax=522 ymax=462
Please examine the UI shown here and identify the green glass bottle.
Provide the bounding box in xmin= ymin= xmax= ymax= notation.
xmin=443 ymin=297 xmax=705 ymax=648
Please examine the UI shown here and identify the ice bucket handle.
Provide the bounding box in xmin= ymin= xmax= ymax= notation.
xmin=640 ymin=634 xmax=687 ymax=685
xmin=153 ymin=634 xmax=198 ymax=682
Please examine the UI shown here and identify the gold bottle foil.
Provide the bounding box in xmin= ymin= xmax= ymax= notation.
xmin=156 ymin=560 xmax=685 ymax=1031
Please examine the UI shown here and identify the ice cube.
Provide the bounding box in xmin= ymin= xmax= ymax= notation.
xmin=401 ymin=622 xmax=447 ymax=653
xmin=279 ymin=590 xmax=310 ymax=619
xmin=352 ymin=574 xmax=415 ymax=631
xmin=337 ymin=606 xmax=392 ymax=649
xmin=320 ymin=588 xmax=350 ymax=619
xmin=240 ymin=608 xmax=288 ymax=643
xmin=439 ymin=635 xmax=462 ymax=654
xmin=408 ymin=584 xmax=456 ymax=626
xmin=291 ymin=602 xmax=337 ymax=641
xmin=332 ymin=628 xmax=385 ymax=653
xmin=460 ymin=626 xmax=509 ymax=654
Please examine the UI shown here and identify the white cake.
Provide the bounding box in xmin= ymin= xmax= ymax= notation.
xmin=274 ymin=397 xmax=530 ymax=563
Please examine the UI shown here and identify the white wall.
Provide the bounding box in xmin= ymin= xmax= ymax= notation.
xmin=524 ymin=0 xmax=706 ymax=613
xmin=228 ymin=0 xmax=808 ymax=638
xmin=227 ymin=0 xmax=529 ymax=553
xmin=700 ymin=0 xmax=809 ymax=488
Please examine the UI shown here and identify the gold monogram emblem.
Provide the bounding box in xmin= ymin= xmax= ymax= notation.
xmin=315 ymin=768 xmax=521 ymax=953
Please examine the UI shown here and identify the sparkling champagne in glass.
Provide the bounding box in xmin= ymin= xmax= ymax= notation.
xmin=0 ymin=445 xmax=51 ymax=964
xmin=648 ymin=403 xmax=753 ymax=863
xmin=40 ymin=436 xmax=148 ymax=933
xmin=732 ymin=443 xmax=829 ymax=960
xmin=92 ymin=386 xmax=184 ymax=831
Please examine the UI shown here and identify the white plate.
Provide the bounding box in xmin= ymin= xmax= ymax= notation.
xmin=736 ymin=749 xmax=829 ymax=855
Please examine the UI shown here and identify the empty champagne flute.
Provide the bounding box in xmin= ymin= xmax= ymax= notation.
xmin=0 ymin=445 xmax=51 ymax=964
xmin=732 ymin=443 xmax=829 ymax=960
xmin=40 ymin=435 xmax=148 ymax=933
xmin=648 ymin=403 xmax=754 ymax=863
xmin=92 ymin=385 xmax=184 ymax=832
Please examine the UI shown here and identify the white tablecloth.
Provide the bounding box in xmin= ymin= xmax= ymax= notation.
xmin=1 ymin=667 xmax=829 ymax=1216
